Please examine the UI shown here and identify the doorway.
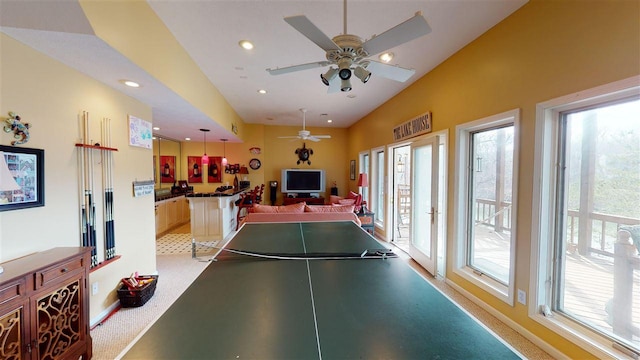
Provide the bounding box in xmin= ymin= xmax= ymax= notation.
xmin=391 ymin=145 xmax=411 ymax=252
xmin=400 ymin=135 xmax=445 ymax=277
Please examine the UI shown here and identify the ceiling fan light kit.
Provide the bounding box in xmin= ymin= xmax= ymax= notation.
xmin=340 ymin=78 xmax=352 ymax=92
xmin=338 ymin=58 xmax=352 ymax=80
xmin=321 ymin=68 xmax=338 ymax=85
xmin=354 ymin=66 xmax=371 ymax=83
xmin=266 ymin=0 xmax=431 ymax=93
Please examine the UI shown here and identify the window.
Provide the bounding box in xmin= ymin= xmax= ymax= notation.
xmin=532 ymin=77 xmax=640 ymax=359
xmin=454 ymin=109 xmax=519 ymax=305
xmin=359 ymin=151 xmax=370 ymax=206
xmin=371 ymin=147 xmax=385 ymax=224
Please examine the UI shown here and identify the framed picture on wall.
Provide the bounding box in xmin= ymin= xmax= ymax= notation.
xmin=0 ymin=145 xmax=45 ymax=212
xmin=207 ymin=156 xmax=222 ymax=183
xmin=350 ymin=160 xmax=356 ymax=180
xmin=160 ymin=155 xmax=175 ymax=183
xmin=187 ymin=156 xmax=203 ymax=183
xmin=128 ymin=115 xmax=152 ymax=149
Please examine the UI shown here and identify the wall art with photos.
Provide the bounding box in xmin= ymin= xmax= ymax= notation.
xmin=207 ymin=156 xmax=222 ymax=183
xmin=159 ymin=155 xmax=175 ymax=183
xmin=128 ymin=115 xmax=152 ymax=149
xmin=0 ymin=145 xmax=44 ymax=211
xmin=187 ymin=156 xmax=203 ymax=183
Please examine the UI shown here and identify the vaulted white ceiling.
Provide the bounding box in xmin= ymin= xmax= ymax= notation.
xmin=0 ymin=0 xmax=527 ymax=141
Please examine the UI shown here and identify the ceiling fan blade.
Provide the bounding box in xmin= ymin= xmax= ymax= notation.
xmin=307 ymin=136 xmax=321 ymax=142
xmin=267 ymin=61 xmax=330 ymax=76
xmin=365 ymin=60 xmax=415 ymax=82
xmin=278 ymin=135 xmax=301 ymax=139
xmin=313 ymin=135 xmax=331 ymax=139
xmin=362 ymin=12 xmax=431 ymax=56
xmin=284 ymin=15 xmax=342 ymax=52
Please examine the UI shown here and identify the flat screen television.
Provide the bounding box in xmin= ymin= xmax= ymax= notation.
xmin=281 ymin=169 xmax=325 ymax=196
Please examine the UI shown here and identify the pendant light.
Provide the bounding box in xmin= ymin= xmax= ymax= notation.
xmin=221 ymin=139 xmax=228 ymax=166
xmin=200 ymin=129 xmax=210 ymax=165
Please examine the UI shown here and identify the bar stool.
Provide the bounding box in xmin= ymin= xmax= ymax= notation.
xmin=236 ymin=184 xmax=264 ymax=230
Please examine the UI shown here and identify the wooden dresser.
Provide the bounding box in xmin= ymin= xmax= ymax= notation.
xmin=0 ymin=247 xmax=93 ymax=359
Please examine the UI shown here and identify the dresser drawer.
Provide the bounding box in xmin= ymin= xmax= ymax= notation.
xmin=0 ymin=279 xmax=25 ymax=306
xmin=35 ymin=257 xmax=85 ymax=289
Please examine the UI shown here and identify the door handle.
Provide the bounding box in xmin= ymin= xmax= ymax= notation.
xmin=427 ymin=207 xmax=435 ymax=224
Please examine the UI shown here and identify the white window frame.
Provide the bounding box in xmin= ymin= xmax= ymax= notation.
xmin=530 ymin=76 xmax=640 ymax=359
xmin=453 ymin=109 xmax=520 ymax=306
xmin=358 ymin=150 xmax=370 ymax=206
xmin=370 ymin=146 xmax=385 ymax=227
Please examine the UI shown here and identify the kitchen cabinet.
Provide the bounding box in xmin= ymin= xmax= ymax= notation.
xmin=155 ymin=195 xmax=190 ymax=236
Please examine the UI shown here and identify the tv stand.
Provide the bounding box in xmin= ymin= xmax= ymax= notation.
xmin=283 ymin=197 xmax=325 ymax=205
xmin=296 ymin=193 xmax=311 ymax=198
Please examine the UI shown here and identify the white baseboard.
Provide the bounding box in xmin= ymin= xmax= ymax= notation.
xmin=445 ymin=279 xmax=567 ymax=360
xmin=90 ymin=300 xmax=120 ymax=328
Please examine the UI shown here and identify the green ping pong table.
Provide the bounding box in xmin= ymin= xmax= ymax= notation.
xmin=119 ymin=221 xmax=523 ymax=359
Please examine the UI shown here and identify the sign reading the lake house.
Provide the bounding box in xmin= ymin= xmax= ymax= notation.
xmin=393 ymin=111 xmax=432 ymax=141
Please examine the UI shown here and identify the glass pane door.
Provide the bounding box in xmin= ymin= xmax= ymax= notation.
xmin=410 ymin=136 xmax=440 ymax=275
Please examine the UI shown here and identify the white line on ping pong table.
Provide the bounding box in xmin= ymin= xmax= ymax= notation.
xmin=299 ymin=223 xmax=323 ymax=360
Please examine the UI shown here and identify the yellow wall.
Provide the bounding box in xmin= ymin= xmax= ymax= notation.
xmin=0 ymin=34 xmax=157 ymax=321
xmin=348 ymin=0 xmax=639 ymax=358
xmin=166 ymin=124 xmax=349 ymax=205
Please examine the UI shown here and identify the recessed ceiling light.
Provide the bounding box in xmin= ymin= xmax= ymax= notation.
xmin=121 ymin=80 xmax=140 ymax=88
xmin=327 ymin=119 xmax=333 ymax=123
xmin=152 ymin=136 xmax=157 ymax=140
xmin=239 ymin=40 xmax=254 ymax=50
xmin=379 ymin=52 xmax=394 ymax=63
xmin=258 ymin=89 xmax=267 ymax=94
xmin=185 ymin=137 xmax=191 ymax=141
xmin=153 ymin=127 xmax=160 ymax=131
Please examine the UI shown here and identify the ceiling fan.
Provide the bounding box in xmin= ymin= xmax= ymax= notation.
xmin=266 ymin=0 xmax=431 ymax=92
xmin=278 ymin=109 xmax=331 ymax=142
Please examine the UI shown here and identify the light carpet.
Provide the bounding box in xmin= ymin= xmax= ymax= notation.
xmin=91 ymin=253 xmax=212 ymax=359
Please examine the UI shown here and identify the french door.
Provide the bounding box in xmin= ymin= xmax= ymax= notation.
xmin=409 ymin=136 xmax=441 ymax=276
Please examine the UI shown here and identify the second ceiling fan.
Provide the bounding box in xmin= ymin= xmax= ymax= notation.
xmin=267 ymin=0 xmax=431 ymax=92
xmin=278 ymin=109 xmax=331 ymax=142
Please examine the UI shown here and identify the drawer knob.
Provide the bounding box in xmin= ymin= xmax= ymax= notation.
xmin=61 ymin=268 xmax=68 ymax=273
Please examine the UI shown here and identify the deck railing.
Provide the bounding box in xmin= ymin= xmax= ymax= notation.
xmin=566 ymin=210 xmax=640 ymax=257
xmin=473 ymin=200 xmax=640 ymax=348
xmin=474 ymin=198 xmax=512 ymax=232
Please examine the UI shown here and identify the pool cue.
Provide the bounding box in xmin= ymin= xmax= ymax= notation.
xmin=101 ymin=118 xmax=109 ymax=260
xmin=85 ymin=112 xmax=98 ymax=267
xmin=103 ymin=117 xmax=116 ymax=260
xmin=79 ymin=112 xmax=89 ymax=250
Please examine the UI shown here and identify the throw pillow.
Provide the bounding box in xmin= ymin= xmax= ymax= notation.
xmin=338 ymin=199 xmax=356 ymax=206
xmin=253 ymin=202 xmax=306 ymax=214
xmin=305 ymin=204 xmax=355 ymax=213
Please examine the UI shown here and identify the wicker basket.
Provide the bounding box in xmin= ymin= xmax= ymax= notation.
xmin=117 ymin=275 xmax=158 ymax=308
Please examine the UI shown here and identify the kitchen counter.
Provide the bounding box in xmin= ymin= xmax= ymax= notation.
xmin=187 ymin=190 xmax=248 ymax=257
xmin=186 ymin=187 xmax=249 ymax=197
